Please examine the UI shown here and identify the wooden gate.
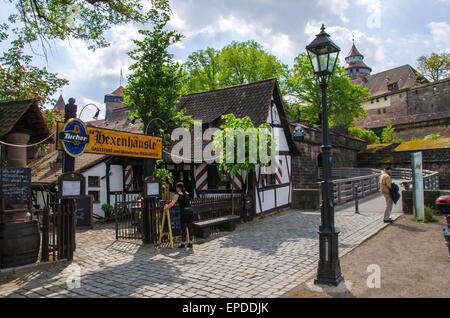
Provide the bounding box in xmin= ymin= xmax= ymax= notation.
xmin=38 ymin=199 xmax=76 ymax=262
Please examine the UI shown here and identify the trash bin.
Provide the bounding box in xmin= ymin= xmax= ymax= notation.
xmin=435 ymin=196 xmax=450 ymax=215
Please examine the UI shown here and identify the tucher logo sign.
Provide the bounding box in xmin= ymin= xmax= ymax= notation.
xmin=59 ymin=118 xmax=90 ymax=157
xmin=57 ymin=120 xmax=163 ymax=159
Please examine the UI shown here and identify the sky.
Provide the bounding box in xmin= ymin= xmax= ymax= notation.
xmin=1 ymin=0 xmax=450 ymax=120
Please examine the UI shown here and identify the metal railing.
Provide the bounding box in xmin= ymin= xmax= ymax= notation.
xmin=392 ymin=168 xmax=440 ymax=190
xmin=319 ymin=168 xmax=382 ymax=205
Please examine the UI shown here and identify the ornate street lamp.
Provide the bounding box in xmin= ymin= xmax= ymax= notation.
xmin=306 ymin=24 xmax=344 ymax=286
xmin=79 ymin=103 xmax=101 ymax=120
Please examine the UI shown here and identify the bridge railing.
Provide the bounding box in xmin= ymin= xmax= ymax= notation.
xmin=319 ymin=168 xmax=382 ymax=205
xmin=393 ymin=168 xmax=440 ymax=190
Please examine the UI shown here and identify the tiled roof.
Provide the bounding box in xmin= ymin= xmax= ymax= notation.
xmin=395 ymin=138 xmax=450 ymax=152
xmin=107 ymin=86 xmax=124 ymax=97
xmin=353 ymin=65 xmax=426 ymax=96
xmin=177 ymin=78 xmax=276 ymax=126
xmin=30 ymin=151 xmax=108 ymax=185
xmin=0 ymin=99 xmax=53 ymax=143
xmin=0 ymin=100 xmax=31 ymax=138
xmin=169 ymin=79 xmax=299 ymax=161
xmin=345 ymin=60 xmax=371 ymax=70
xmin=86 ymin=107 xmax=143 ymax=133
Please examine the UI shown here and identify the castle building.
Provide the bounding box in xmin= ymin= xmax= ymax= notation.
xmin=346 ymin=42 xmax=450 ymax=139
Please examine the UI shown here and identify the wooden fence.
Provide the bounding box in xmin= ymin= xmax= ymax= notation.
xmin=35 ymin=200 xmax=76 ymax=262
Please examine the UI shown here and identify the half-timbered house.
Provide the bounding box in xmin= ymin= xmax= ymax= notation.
xmin=166 ymin=78 xmax=298 ymax=216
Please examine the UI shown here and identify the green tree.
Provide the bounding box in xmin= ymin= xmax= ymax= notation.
xmin=124 ymin=0 xmax=190 ymax=140
xmin=213 ymin=114 xmax=275 ymax=214
xmin=348 ymin=127 xmax=380 ymax=144
xmin=184 ymin=48 xmax=221 ymax=93
xmin=184 ymin=41 xmax=288 ymax=94
xmin=5 ymin=0 xmax=148 ymax=50
xmin=220 ymin=41 xmax=287 ymax=87
xmin=0 ymin=38 xmax=68 ymax=103
xmin=213 ymin=114 xmax=275 ymax=177
xmin=286 ymin=53 xmax=371 ymax=128
xmin=417 ymin=53 xmax=450 ymax=82
xmin=381 ymin=124 xmax=403 ymax=144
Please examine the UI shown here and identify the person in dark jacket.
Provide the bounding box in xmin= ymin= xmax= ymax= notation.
xmin=165 ymin=182 xmax=194 ymax=249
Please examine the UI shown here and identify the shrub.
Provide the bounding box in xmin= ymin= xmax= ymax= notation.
xmin=381 ymin=124 xmax=404 ymax=143
xmin=348 ymin=127 xmax=380 ymax=144
xmin=101 ymin=203 xmax=114 ymax=218
xmin=415 ymin=206 xmax=439 ymax=223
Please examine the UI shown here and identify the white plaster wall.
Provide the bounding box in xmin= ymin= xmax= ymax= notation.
xmin=82 ymin=162 xmax=107 ymax=217
xmin=109 ymin=165 xmax=124 ymax=209
xmin=276 ymin=186 xmax=290 ymax=207
xmin=256 ymin=189 xmax=276 ymax=214
xmin=364 ymin=95 xmax=392 ymax=110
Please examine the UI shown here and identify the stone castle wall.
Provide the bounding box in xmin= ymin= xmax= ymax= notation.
xmin=358 ymin=145 xmax=450 ymax=190
xmin=292 ymin=126 xmax=366 ymax=189
xmin=356 ymin=78 xmax=450 ymax=139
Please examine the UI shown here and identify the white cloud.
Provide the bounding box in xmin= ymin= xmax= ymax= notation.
xmin=317 ymin=0 xmax=350 ymax=23
xmin=184 ymin=14 xmax=296 ymax=60
xmin=78 ymin=97 xmax=104 ymax=121
xmin=427 ymin=21 xmax=450 ymax=51
xmin=304 ymin=21 xmax=395 ymax=72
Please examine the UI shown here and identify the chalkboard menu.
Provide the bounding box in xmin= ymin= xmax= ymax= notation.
xmin=0 ymin=168 xmax=31 ymax=208
xmin=168 ymin=207 xmax=181 ymax=237
xmin=75 ymin=196 xmax=93 ymax=228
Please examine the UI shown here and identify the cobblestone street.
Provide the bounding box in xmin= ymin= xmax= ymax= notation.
xmin=0 ymin=194 xmax=402 ymax=298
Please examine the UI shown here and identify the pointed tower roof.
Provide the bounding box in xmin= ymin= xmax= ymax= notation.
xmin=54 ymin=95 xmax=65 ymax=112
xmin=346 ymin=42 xmax=364 ymax=58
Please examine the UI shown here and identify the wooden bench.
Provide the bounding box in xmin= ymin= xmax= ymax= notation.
xmin=193 ymin=215 xmax=241 ymax=239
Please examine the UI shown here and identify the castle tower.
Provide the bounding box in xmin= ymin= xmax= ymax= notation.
xmin=54 ymin=95 xmax=65 ymax=113
xmin=345 ymin=40 xmax=372 ymax=79
xmin=104 ymin=86 xmax=124 ymax=120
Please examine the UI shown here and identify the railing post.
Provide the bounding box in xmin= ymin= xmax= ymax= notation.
xmin=41 ymin=207 xmax=49 ymax=262
xmin=354 ymin=185 xmax=360 ymax=214
xmin=337 ymin=183 xmax=342 ymax=205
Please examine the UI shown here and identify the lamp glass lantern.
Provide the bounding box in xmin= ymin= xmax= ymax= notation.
xmin=306 ymin=24 xmax=341 ymax=80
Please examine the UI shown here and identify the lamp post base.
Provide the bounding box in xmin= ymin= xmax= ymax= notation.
xmin=315 ymin=231 xmax=344 ymax=287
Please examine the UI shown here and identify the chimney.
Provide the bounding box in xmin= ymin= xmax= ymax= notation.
xmin=5 ymin=129 xmax=31 ymax=168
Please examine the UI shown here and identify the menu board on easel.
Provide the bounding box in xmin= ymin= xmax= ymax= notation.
xmin=0 ymin=168 xmax=31 ymax=208
xmin=75 ymin=195 xmax=94 ymax=228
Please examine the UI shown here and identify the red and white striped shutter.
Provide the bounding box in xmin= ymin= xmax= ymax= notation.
xmin=231 ymin=171 xmax=245 ymax=191
xmin=124 ymin=165 xmax=134 ymax=191
xmin=195 ymin=163 xmax=208 ymax=192
xmin=275 ymin=160 xmax=283 ymax=185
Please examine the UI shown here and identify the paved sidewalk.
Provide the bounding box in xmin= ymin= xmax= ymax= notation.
xmin=0 ymin=193 xmax=402 ymax=298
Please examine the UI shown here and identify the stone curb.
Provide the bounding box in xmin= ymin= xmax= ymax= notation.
xmin=0 ymin=260 xmax=70 ymax=278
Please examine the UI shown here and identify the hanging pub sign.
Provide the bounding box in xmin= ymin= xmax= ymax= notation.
xmin=58 ymin=118 xmax=90 ymax=157
xmin=57 ymin=120 xmax=163 ymax=159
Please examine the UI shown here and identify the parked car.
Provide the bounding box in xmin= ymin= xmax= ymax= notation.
xmin=436 ymin=195 xmax=450 ymax=214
